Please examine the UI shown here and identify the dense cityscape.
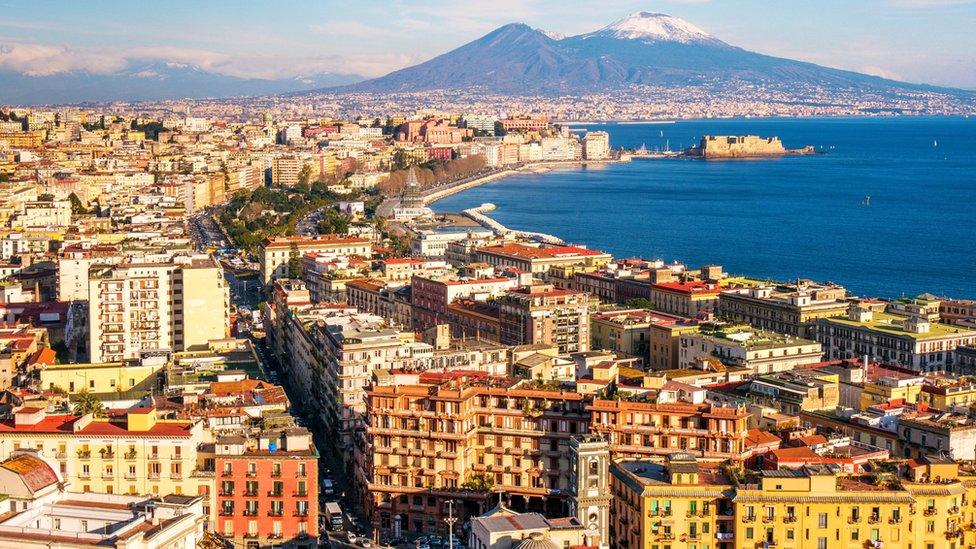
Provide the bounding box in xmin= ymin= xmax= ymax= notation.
xmin=0 ymin=101 xmax=974 ymax=549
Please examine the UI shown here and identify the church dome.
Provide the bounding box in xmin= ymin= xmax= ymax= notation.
xmin=515 ymin=532 xmax=559 ymax=549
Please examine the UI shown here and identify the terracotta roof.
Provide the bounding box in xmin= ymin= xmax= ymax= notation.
xmin=745 ymin=429 xmax=782 ymax=448
xmin=76 ymin=419 xmax=194 ymax=438
xmin=0 ymin=454 xmax=58 ymax=492
xmin=479 ymin=243 xmax=608 ymax=260
xmin=0 ymin=415 xmax=77 ymax=434
xmin=27 ymin=347 xmax=56 ymax=366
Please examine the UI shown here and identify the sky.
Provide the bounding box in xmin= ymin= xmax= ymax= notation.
xmin=1 ymin=0 xmax=975 ymax=88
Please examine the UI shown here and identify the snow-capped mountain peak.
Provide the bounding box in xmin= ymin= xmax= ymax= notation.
xmin=537 ymin=28 xmax=566 ymax=41
xmin=590 ymin=12 xmax=719 ymax=44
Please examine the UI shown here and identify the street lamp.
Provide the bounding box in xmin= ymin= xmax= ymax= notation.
xmin=445 ymin=500 xmax=457 ymax=549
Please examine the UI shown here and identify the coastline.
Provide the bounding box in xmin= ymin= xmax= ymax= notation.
xmin=423 ymin=158 xmax=625 ymax=207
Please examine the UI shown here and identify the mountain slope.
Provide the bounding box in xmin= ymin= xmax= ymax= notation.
xmin=344 ymin=23 xmax=578 ymax=94
xmin=1 ymin=63 xmax=364 ymax=105
xmin=337 ymin=12 xmax=962 ymax=96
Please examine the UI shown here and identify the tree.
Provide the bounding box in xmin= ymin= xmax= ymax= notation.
xmin=318 ymin=209 xmax=350 ymax=235
xmin=298 ymin=164 xmax=313 ymax=186
xmin=72 ymin=390 xmax=105 ymax=416
xmin=67 ymin=192 xmax=89 ymax=215
xmin=624 ymin=298 xmax=654 ymax=309
xmin=287 ymin=242 xmax=303 ymax=279
xmin=391 ymin=149 xmax=409 ymax=171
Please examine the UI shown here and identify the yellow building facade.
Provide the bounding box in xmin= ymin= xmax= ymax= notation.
xmin=0 ymin=407 xmax=214 ymax=510
xmin=612 ymin=453 xmax=976 ymax=549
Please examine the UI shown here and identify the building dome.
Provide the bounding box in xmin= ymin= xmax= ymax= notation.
xmin=516 ymin=532 xmax=559 ymax=549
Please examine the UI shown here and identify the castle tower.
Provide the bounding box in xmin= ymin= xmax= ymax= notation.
xmin=569 ymin=435 xmax=611 ymax=549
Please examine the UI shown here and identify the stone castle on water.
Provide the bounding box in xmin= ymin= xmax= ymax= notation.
xmin=687 ymin=134 xmax=815 ymax=158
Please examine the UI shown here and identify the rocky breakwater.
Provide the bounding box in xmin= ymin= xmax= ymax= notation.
xmin=685 ymin=135 xmax=816 ymax=158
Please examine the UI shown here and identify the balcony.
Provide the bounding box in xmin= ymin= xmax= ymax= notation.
xmin=867 ymin=515 xmax=879 ymax=524
xmin=295 ymin=510 xmax=309 ymax=517
xmin=271 ymin=470 xmax=282 ymax=477
xmin=219 ymin=509 xmax=235 ymax=516
xmin=294 ymin=491 xmax=308 ymax=497
xmin=716 ymin=532 xmax=734 ymax=541
xmin=219 ymin=491 xmax=234 ymax=497
xmin=268 ymin=510 xmax=284 ymax=517
xmin=762 ymin=515 xmax=776 ymax=523
xmin=848 ymin=515 xmax=861 ymax=524
xmin=246 ymin=471 xmax=258 ymax=477
xmin=889 ymin=516 xmax=902 ymax=524
xmin=924 ymin=508 xmax=937 ymax=516
xmin=784 ymin=515 xmax=797 ymax=523
xmin=742 ymin=515 xmax=756 ymax=523
xmin=148 ymin=473 xmax=160 ymax=480
xmin=267 ymin=490 xmax=283 ymax=497
xmin=221 ymin=469 xmax=234 ymax=477
xmin=77 ymin=450 xmax=91 ymax=459
xmin=245 ymin=490 xmax=258 ymax=497
xmin=243 ymin=510 xmax=258 ymax=517
xmin=102 ymin=472 xmax=114 ymax=479
xmin=99 ymin=451 xmax=115 ymax=460
xmin=124 ymin=450 xmax=137 ymax=460
xmin=55 ymin=451 xmax=67 ymax=460
xmin=125 ymin=472 xmax=137 ymax=480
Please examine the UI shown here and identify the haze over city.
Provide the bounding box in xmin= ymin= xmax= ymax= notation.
xmin=2 ymin=0 xmax=976 ymax=87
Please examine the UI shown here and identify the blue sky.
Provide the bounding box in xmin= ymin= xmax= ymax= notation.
xmin=1 ymin=0 xmax=975 ymax=88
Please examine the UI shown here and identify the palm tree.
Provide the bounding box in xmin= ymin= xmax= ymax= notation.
xmin=72 ymin=390 xmax=104 ymax=416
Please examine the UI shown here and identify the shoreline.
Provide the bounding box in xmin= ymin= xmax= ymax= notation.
xmin=423 ymin=158 xmax=626 ymax=207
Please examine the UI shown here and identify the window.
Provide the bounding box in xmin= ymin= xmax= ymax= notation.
xmin=817 ymin=538 xmax=827 ymax=549
xmin=818 ymin=513 xmax=827 ymax=528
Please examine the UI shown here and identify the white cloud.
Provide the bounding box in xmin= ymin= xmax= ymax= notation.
xmin=0 ymin=40 xmax=403 ymax=79
xmin=0 ymin=42 xmax=127 ymax=75
xmin=308 ymin=20 xmax=389 ymax=38
xmin=859 ymin=65 xmax=903 ymax=80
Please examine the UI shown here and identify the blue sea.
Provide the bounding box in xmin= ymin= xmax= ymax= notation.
xmin=434 ymin=117 xmax=976 ymax=298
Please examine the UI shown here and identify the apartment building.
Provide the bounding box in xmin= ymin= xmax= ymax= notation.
xmin=214 ymin=428 xmax=318 ymax=548
xmin=0 ymin=407 xmax=211 ymax=502
xmin=678 ymin=325 xmax=823 ymax=374
xmin=612 ymin=453 xmax=976 ymax=549
xmin=0 ymin=486 xmax=207 ymax=549
xmin=588 ymin=398 xmax=751 ymax=461
xmin=473 ymin=243 xmax=612 ymax=281
xmin=57 ymin=243 xmax=122 ymax=301
xmin=258 ymin=235 xmax=372 ymax=283
xmin=411 ymin=274 xmax=517 ymax=332
xmin=610 ymin=454 xmax=734 ymax=549
xmin=357 ymin=372 xmax=590 ymax=539
xmin=582 ymin=131 xmax=611 ymax=160
xmin=650 ymin=281 xmax=721 ymax=318
xmin=87 ymin=256 xmax=229 ymax=363
xmin=719 ymin=283 xmax=849 ymax=339
xmin=271 ymin=156 xmax=303 ymax=187
xmin=498 ymin=285 xmax=590 ymax=354
xmin=590 ymin=308 xmax=699 ymax=370
xmin=817 ymin=305 xmax=976 ymax=372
